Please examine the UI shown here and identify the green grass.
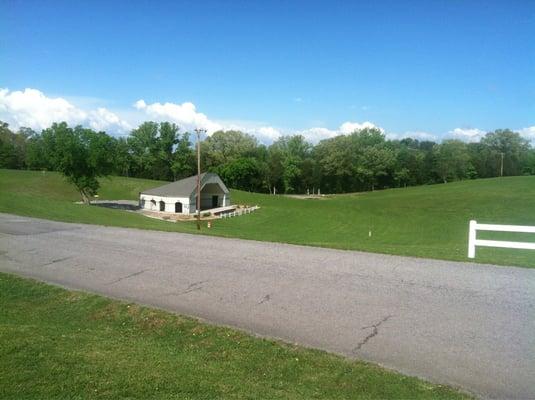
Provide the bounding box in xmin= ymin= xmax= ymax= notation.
xmin=1 ymin=168 xmax=535 ymax=267
xmin=0 ymin=272 xmax=470 ymax=399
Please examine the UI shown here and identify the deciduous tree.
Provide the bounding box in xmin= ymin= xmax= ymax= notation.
xmin=41 ymin=122 xmax=115 ymax=203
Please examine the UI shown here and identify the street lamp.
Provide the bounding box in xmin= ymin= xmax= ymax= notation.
xmin=194 ymin=128 xmax=206 ymax=230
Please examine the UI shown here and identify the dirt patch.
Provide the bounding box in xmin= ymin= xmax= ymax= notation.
xmin=90 ymin=302 xmax=122 ymax=321
xmin=284 ymin=194 xmax=331 ymax=200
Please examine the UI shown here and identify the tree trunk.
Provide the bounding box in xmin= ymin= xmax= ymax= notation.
xmin=80 ymin=190 xmax=90 ymax=204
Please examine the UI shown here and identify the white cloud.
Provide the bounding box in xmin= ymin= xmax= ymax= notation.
xmin=214 ymin=121 xmax=282 ymax=143
xmin=5 ymin=87 xmax=532 ymax=149
xmin=88 ymin=107 xmax=131 ymax=133
xmin=296 ymin=127 xmax=337 ymax=143
xmin=0 ymin=88 xmax=130 ymax=134
xmin=297 ymin=121 xmax=383 ymax=143
xmin=134 ymin=99 xmax=284 ymax=142
xmin=0 ymin=88 xmax=86 ymax=129
xmin=134 ymin=99 xmax=222 ymax=134
xmin=449 ymin=126 xmax=535 ymax=144
xmin=449 ymin=127 xmax=486 ymax=142
xmin=4 ymin=87 xmax=449 ymax=146
xmin=339 ymin=121 xmax=380 ymax=134
xmin=387 ymin=131 xmax=438 ymax=141
xmin=252 ymin=126 xmax=282 ymax=142
xmin=518 ymin=126 xmax=535 ymax=142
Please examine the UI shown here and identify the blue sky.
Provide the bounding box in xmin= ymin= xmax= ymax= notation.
xmin=1 ymin=0 xmax=534 ymax=142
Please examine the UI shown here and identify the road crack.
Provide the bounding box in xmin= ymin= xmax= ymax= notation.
xmin=107 ymin=269 xmax=147 ymax=285
xmin=258 ymin=294 xmax=271 ymax=305
xmin=165 ymin=280 xmax=209 ymax=296
xmin=353 ymin=315 xmax=392 ymax=353
xmin=42 ymin=256 xmax=72 ymax=267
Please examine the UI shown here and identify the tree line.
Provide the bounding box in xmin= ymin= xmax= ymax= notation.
xmin=1 ymin=120 xmax=534 ymax=198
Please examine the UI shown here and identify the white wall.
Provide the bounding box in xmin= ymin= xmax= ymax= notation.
xmin=139 ymin=194 xmax=191 ymax=214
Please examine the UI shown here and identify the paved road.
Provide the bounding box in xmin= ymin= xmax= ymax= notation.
xmin=1 ymin=213 xmax=534 ymax=399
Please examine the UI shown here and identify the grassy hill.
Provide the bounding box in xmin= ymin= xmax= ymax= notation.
xmin=1 ymin=168 xmax=534 ymax=268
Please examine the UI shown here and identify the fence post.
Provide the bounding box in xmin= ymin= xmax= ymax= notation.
xmin=468 ymin=220 xmax=477 ymax=258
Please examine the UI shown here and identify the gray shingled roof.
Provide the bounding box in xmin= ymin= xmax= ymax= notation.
xmin=141 ymin=173 xmax=227 ymax=197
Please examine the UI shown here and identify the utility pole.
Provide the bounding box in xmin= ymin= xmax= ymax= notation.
xmin=194 ymin=128 xmax=206 ymax=230
xmin=500 ymin=152 xmax=504 ymax=177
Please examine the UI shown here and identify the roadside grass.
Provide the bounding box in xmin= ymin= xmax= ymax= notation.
xmin=0 ymin=272 xmax=470 ymax=399
xmin=1 ymin=168 xmax=534 ymax=268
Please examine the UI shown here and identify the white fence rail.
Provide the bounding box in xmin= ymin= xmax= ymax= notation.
xmin=468 ymin=220 xmax=535 ymax=258
xmin=220 ymin=206 xmax=260 ymax=219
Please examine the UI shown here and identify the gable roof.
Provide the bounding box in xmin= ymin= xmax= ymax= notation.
xmin=141 ymin=173 xmax=229 ymax=198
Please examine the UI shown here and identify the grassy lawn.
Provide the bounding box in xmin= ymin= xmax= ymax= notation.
xmin=1 ymin=168 xmax=535 ymax=267
xmin=0 ymin=273 xmax=470 ymax=399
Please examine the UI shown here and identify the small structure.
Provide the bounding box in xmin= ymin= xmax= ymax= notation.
xmin=139 ymin=173 xmax=230 ymax=215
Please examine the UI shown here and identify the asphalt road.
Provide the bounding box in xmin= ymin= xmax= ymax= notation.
xmin=1 ymin=213 xmax=534 ymax=399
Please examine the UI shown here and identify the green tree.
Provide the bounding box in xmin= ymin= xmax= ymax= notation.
xmin=265 ymin=145 xmax=285 ymax=194
xmin=314 ymin=135 xmax=354 ymax=193
xmin=347 ymin=128 xmax=395 ymax=191
xmin=467 ymin=142 xmax=494 ymax=179
xmin=171 ymin=132 xmax=195 ymax=180
xmin=202 ymin=130 xmax=258 ymax=169
xmin=128 ymin=122 xmax=159 ymax=179
xmin=480 ymin=129 xmax=530 ymax=176
xmin=523 ymin=149 xmax=535 ymax=175
xmin=269 ymin=135 xmax=312 ymax=193
xmin=217 ymin=157 xmax=263 ymax=191
xmin=356 ymin=146 xmax=396 ymax=191
xmin=0 ymin=121 xmax=32 ymax=169
xmin=25 ymin=134 xmax=48 ymax=170
xmin=153 ymin=122 xmax=179 ymax=180
xmin=0 ymin=121 xmax=18 ymax=168
xmin=392 ymin=139 xmax=427 ymax=186
xmin=113 ymin=137 xmax=132 ymax=177
xmin=41 ymin=122 xmax=115 ymax=203
xmin=432 ymin=140 xmax=471 ymax=183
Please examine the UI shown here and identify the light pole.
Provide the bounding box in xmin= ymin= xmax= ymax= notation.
xmin=194 ymin=128 xmax=206 ymax=230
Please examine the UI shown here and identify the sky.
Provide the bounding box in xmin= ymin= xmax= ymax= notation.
xmin=1 ymin=0 xmax=534 ymax=143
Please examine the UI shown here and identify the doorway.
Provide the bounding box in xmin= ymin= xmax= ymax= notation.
xmin=212 ymin=195 xmax=218 ymax=208
xmin=175 ymin=202 xmax=182 ymax=213
xmin=159 ymin=201 xmax=165 ymax=212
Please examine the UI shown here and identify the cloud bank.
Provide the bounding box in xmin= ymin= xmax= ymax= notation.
xmin=0 ymin=88 xmax=131 ymax=134
xmin=1 ymin=87 xmax=534 ymax=145
xmin=296 ymin=122 xmax=383 ymax=143
xmin=449 ymin=128 xmax=486 ymax=142
xmin=518 ymin=126 xmax=535 ymax=142
xmin=134 ymin=99 xmax=222 ymax=134
xmin=386 ymin=131 xmax=438 ymax=141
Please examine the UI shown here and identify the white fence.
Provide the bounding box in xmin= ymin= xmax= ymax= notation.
xmin=220 ymin=206 xmax=259 ymax=219
xmin=468 ymin=220 xmax=535 ymax=258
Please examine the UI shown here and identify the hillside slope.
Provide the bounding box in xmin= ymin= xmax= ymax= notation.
xmin=1 ymin=169 xmax=534 ymax=268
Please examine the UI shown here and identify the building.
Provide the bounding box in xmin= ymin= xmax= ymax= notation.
xmin=139 ymin=173 xmax=231 ymax=214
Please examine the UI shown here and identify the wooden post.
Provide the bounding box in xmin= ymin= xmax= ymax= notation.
xmin=194 ymin=128 xmax=206 ymax=230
